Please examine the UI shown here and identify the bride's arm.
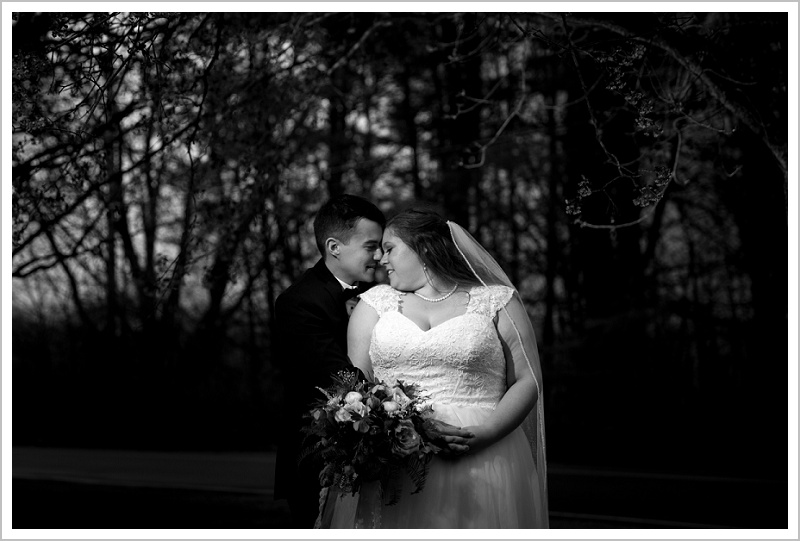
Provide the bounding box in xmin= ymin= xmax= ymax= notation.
xmin=346 ymin=299 xmax=379 ymax=381
xmin=463 ymin=295 xmax=539 ymax=453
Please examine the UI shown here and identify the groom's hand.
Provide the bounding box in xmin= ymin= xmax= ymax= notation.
xmin=423 ymin=419 xmax=473 ymax=457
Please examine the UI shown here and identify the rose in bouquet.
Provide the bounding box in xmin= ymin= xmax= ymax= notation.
xmin=300 ymin=370 xmax=442 ymax=505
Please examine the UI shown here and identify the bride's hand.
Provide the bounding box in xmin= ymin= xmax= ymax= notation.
xmin=459 ymin=425 xmax=496 ymax=455
xmin=423 ymin=419 xmax=473 ymax=457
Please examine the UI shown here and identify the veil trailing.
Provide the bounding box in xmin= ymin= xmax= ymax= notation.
xmin=448 ymin=220 xmax=549 ymax=526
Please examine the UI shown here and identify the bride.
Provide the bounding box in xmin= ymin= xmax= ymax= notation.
xmin=320 ymin=207 xmax=548 ymax=529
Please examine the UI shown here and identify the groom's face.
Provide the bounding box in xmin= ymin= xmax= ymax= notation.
xmin=335 ymin=218 xmax=384 ymax=284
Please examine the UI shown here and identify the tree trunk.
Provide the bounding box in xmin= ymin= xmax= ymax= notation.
xmin=326 ymin=66 xmax=349 ymax=197
xmin=103 ymin=66 xmax=120 ymax=339
xmin=542 ymin=104 xmax=560 ymax=347
xmin=401 ymin=67 xmax=422 ymax=199
xmin=162 ymin=149 xmax=196 ymax=333
xmin=437 ymin=14 xmax=481 ymax=225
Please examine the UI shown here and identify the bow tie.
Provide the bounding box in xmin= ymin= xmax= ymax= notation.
xmin=342 ymin=286 xmax=362 ymax=301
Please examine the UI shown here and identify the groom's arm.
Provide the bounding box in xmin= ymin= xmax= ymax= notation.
xmin=274 ymin=294 xmax=360 ymax=391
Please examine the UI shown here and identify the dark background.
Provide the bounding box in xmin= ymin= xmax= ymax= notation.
xmin=10 ymin=11 xmax=790 ymax=528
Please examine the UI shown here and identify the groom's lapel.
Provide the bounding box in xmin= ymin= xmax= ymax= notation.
xmin=310 ymin=259 xmax=375 ymax=316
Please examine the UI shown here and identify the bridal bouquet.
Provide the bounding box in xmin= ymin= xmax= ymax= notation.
xmin=301 ymin=370 xmax=442 ymax=505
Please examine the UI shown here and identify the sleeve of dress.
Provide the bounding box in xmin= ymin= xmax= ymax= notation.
xmin=357 ymin=284 xmax=395 ymax=317
xmin=486 ymin=284 xmax=516 ymax=315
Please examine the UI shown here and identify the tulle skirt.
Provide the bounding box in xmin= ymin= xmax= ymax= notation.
xmin=321 ymin=403 xmax=546 ymax=529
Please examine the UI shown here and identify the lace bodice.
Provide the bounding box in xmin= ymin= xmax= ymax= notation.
xmin=359 ymin=284 xmax=515 ymax=409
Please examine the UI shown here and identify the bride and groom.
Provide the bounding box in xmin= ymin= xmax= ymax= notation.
xmin=274 ymin=194 xmax=548 ymax=529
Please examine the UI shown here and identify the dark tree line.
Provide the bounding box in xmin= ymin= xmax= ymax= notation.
xmin=12 ymin=12 xmax=787 ymax=475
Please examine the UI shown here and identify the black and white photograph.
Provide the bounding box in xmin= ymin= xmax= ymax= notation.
xmin=4 ymin=3 xmax=797 ymax=538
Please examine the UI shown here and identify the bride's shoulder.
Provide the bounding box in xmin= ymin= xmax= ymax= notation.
xmin=359 ymin=284 xmax=400 ymax=313
xmin=467 ymin=284 xmax=515 ymax=313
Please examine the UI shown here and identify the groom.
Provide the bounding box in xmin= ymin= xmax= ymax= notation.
xmin=273 ymin=194 xmax=386 ymax=528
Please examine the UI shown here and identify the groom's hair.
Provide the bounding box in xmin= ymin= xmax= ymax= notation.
xmin=386 ymin=207 xmax=481 ymax=287
xmin=314 ymin=194 xmax=386 ymax=257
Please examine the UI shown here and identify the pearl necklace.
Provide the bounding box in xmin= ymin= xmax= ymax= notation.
xmin=413 ymin=284 xmax=458 ymax=303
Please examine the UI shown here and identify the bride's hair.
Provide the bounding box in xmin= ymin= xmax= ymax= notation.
xmin=386 ymin=208 xmax=482 ymax=288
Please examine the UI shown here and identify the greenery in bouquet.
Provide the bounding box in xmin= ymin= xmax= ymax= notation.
xmin=300 ymin=370 xmax=442 ymax=505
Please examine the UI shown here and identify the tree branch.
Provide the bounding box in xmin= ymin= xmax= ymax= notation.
xmin=540 ymin=12 xmax=787 ymax=184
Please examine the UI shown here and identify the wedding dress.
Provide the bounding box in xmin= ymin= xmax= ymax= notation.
xmin=324 ymin=283 xmax=548 ymax=528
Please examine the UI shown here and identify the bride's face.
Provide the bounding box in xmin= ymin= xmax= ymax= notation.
xmin=380 ymin=229 xmax=426 ymax=291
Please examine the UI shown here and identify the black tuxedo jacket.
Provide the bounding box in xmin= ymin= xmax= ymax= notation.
xmin=273 ymin=258 xmax=369 ymax=505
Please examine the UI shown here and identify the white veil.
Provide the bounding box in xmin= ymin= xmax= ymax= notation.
xmin=448 ymin=220 xmax=549 ymax=526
